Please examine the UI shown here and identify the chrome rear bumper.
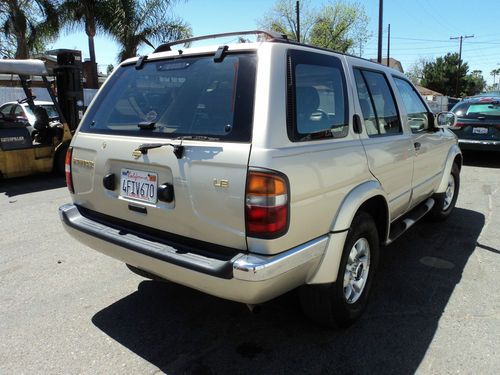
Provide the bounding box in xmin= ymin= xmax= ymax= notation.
xmin=59 ymin=203 xmax=327 ymax=304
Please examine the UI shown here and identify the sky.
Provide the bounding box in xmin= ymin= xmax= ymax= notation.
xmin=50 ymin=0 xmax=500 ymax=85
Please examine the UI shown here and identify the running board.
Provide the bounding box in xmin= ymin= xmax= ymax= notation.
xmin=385 ymin=198 xmax=435 ymax=245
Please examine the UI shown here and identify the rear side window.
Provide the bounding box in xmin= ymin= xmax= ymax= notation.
xmin=79 ymin=54 xmax=257 ymax=142
xmin=287 ymin=49 xmax=349 ymax=141
xmin=0 ymin=104 xmax=13 ymax=116
xmin=354 ymin=68 xmax=402 ymax=136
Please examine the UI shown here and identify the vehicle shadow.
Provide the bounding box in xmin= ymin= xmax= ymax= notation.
xmin=0 ymin=174 xmax=65 ymax=197
xmin=462 ymin=150 xmax=500 ymax=169
xmin=92 ymin=208 xmax=483 ymax=374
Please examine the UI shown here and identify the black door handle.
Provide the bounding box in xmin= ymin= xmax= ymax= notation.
xmin=414 ymin=142 xmax=421 ymax=151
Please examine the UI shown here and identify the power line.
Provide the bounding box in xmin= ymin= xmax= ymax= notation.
xmin=416 ymin=0 xmax=459 ymax=35
xmin=389 ymin=36 xmax=500 ymax=45
xmin=450 ymin=35 xmax=474 ymax=96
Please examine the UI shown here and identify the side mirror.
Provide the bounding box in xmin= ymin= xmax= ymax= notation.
xmin=435 ymin=112 xmax=457 ymax=128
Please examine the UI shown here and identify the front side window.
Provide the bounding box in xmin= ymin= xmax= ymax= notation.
xmin=14 ymin=105 xmax=25 ymax=117
xmin=79 ymin=54 xmax=257 ymax=142
xmin=394 ymin=78 xmax=430 ymax=133
xmin=288 ymin=50 xmax=349 ymax=141
xmin=354 ymin=68 xmax=402 ymax=136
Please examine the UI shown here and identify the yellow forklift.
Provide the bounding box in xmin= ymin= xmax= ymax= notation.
xmin=0 ymin=50 xmax=84 ymax=178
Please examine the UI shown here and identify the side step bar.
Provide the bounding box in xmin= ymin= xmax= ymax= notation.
xmin=385 ymin=198 xmax=435 ymax=245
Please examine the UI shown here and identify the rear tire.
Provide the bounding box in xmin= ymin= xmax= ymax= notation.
xmin=427 ymin=163 xmax=460 ymax=222
xmin=299 ymin=211 xmax=379 ymax=328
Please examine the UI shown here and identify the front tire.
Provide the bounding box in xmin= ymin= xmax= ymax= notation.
xmin=427 ymin=163 xmax=460 ymax=221
xmin=299 ymin=211 xmax=379 ymax=328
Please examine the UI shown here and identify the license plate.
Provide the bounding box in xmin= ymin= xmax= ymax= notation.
xmin=472 ymin=127 xmax=488 ymax=135
xmin=120 ymin=168 xmax=158 ymax=203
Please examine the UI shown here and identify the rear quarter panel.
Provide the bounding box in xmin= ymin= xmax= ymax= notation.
xmin=248 ymin=45 xmax=372 ymax=255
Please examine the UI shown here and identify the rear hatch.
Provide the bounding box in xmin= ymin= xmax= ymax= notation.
xmin=451 ymin=99 xmax=500 ymax=141
xmin=70 ymin=51 xmax=257 ymax=250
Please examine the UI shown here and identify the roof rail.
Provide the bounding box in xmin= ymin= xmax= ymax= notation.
xmin=153 ymin=30 xmax=288 ymax=53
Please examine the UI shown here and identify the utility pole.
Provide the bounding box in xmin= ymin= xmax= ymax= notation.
xmin=450 ymin=34 xmax=474 ymax=97
xmin=386 ymin=24 xmax=391 ymax=67
xmin=377 ymin=0 xmax=383 ymax=63
xmin=296 ymin=1 xmax=300 ymax=43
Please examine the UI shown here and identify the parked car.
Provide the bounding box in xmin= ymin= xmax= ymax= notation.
xmin=0 ymin=100 xmax=59 ymax=136
xmin=450 ymin=96 xmax=500 ymax=151
xmin=59 ymin=30 xmax=462 ymax=328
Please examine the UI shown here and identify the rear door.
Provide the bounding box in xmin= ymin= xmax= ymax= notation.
xmin=70 ymin=52 xmax=257 ymax=250
xmin=352 ymin=68 xmax=414 ymax=220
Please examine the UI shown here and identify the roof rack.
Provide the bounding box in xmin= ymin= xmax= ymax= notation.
xmin=153 ymin=30 xmax=288 ymax=54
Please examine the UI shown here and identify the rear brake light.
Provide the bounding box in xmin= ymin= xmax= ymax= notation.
xmin=65 ymin=147 xmax=74 ymax=193
xmin=245 ymin=170 xmax=289 ymax=238
xmin=450 ymin=122 xmax=465 ymax=130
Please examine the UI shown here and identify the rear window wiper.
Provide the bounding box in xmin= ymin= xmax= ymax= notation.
xmin=135 ymin=142 xmax=184 ymax=159
xmin=134 ymin=135 xmax=220 ymax=159
xmin=174 ymin=135 xmax=221 ymax=141
xmin=138 ymin=121 xmax=156 ymax=130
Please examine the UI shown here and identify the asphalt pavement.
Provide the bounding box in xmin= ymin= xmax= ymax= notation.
xmin=0 ymin=151 xmax=499 ymax=375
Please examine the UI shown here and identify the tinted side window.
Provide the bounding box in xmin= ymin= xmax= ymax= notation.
xmin=0 ymin=104 xmax=13 ymax=116
xmin=287 ymin=50 xmax=349 ymax=141
xmin=13 ymin=105 xmax=25 ymax=117
xmin=353 ymin=69 xmax=379 ymax=136
xmin=394 ymin=77 xmax=429 ymax=133
xmin=354 ymin=68 xmax=401 ymax=136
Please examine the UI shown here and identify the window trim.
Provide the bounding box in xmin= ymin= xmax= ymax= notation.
xmin=286 ymin=49 xmax=349 ymax=142
xmin=353 ymin=66 xmax=403 ymax=138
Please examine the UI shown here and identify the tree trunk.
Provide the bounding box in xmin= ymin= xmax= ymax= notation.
xmin=15 ymin=33 xmax=29 ymax=59
xmin=87 ymin=35 xmax=99 ymax=88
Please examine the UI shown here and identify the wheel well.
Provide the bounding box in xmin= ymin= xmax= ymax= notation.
xmin=358 ymin=196 xmax=389 ymax=244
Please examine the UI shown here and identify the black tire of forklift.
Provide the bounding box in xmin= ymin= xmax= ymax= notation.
xmin=54 ymin=143 xmax=69 ymax=176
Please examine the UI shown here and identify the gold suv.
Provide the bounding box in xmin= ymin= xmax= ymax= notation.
xmin=59 ymin=31 xmax=462 ymax=327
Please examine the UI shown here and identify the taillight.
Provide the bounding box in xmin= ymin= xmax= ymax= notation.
xmin=65 ymin=146 xmax=74 ymax=193
xmin=245 ymin=170 xmax=289 ymax=238
xmin=450 ymin=122 xmax=465 ymax=130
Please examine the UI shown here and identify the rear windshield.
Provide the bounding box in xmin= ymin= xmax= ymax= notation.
xmin=452 ymin=101 xmax=500 ymax=120
xmin=79 ymin=53 xmax=256 ymax=141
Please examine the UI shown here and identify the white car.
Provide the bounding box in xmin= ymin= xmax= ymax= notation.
xmin=0 ymin=100 xmax=59 ymax=134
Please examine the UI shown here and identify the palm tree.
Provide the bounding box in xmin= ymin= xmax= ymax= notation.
xmin=1 ymin=0 xmax=59 ymax=59
xmin=108 ymin=0 xmax=191 ymax=62
xmin=491 ymin=68 xmax=500 ymax=89
xmin=58 ymin=0 xmax=113 ymax=88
